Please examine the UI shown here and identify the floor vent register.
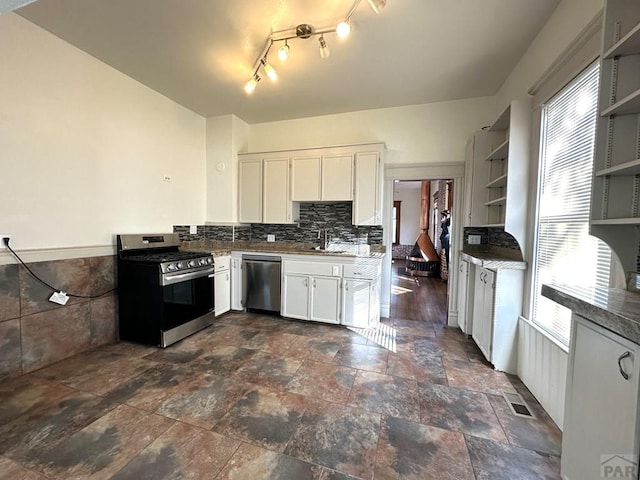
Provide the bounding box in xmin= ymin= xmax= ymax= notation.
xmin=502 ymin=391 xmax=535 ymax=419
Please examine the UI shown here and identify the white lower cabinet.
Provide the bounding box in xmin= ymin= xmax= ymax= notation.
xmin=562 ymin=316 xmax=640 ymax=480
xmin=214 ymin=255 xmax=231 ymax=316
xmin=230 ymin=253 xmax=243 ymax=311
xmin=282 ymin=273 xmax=340 ymax=324
xmin=469 ymin=266 xmax=522 ymax=373
xmin=342 ymin=278 xmax=372 ymax=328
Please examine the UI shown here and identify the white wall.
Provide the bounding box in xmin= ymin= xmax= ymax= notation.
xmin=495 ymin=0 xmax=603 ymax=110
xmin=0 ymin=14 xmax=206 ymax=252
xmin=393 ymin=182 xmax=421 ymax=244
xmin=206 ymin=114 xmax=249 ymax=223
xmin=248 ymin=97 xmax=496 ymax=166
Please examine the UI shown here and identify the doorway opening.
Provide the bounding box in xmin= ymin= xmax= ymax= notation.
xmin=390 ymin=179 xmax=453 ymax=325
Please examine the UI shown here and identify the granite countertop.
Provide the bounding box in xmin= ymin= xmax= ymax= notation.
xmin=542 ymin=284 xmax=640 ymax=345
xmin=460 ymin=249 xmax=526 ymax=270
xmin=182 ymin=241 xmax=385 ymax=259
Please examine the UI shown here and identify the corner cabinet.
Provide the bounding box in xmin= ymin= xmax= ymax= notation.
xmin=239 ymin=143 xmax=384 ymax=226
xmin=562 ymin=316 xmax=640 ymax=479
xmin=464 ymin=100 xmax=531 ymax=251
xmin=590 ymin=0 xmax=640 ymax=272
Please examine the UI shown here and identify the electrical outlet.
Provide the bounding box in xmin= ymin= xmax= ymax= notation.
xmin=468 ymin=234 xmax=481 ymax=245
xmin=189 ymin=225 xmax=198 ymax=234
xmin=0 ymin=235 xmax=10 ymax=250
xmin=163 ymin=174 xmax=172 ymax=182
xmin=267 ymin=234 xmax=275 ymax=242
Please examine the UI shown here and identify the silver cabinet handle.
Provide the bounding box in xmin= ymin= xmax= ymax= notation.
xmin=313 ymin=279 xmax=316 ymax=288
xmin=618 ymin=351 xmax=632 ymax=380
xmin=226 ymin=273 xmax=229 ymax=281
xmin=304 ymin=278 xmax=308 ymax=287
xmin=345 ymin=281 xmax=349 ymax=291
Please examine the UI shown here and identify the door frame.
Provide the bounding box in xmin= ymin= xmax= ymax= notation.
xmin=382 ymin=163 xmax=465 ymax=327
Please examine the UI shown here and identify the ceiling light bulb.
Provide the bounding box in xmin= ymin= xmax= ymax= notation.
xmin=262 ymin=60 xmax=277 ymax=81
xmin=278 ymin=42 xmax=290 ymax=61
xmin=244 ymin=74 xmax=260 ymax=94
xmin=336 ymin=21 xmax=351 ymax=38
xmin=367 ymin=0 xmax=386 ymax=14
xmin=319 ymin=35 xmax=330 ymax=59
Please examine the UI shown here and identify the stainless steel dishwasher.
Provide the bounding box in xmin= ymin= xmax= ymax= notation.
xmin=242 ymin=255 xmax=282 ymax=313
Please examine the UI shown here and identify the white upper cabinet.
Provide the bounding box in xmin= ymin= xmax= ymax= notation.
xmin=238 ymin=153 xmax=296 ymax=225
xmin=241 ymin=143 xmax=384 ymax=226
xmin=263 ymin=157 xmax=291 ymax=224
xmin=238 ymin=158 xmax=262 ymax=223
xmin=291 ymin=155 xmax=321 ymax=201
xmin=353 ymin=150 xmax=383 ymax=226
xmin=322 ymin=154 xmax=353 ymax=201
xmin=590 ymin=0 xmax=640 ymax=272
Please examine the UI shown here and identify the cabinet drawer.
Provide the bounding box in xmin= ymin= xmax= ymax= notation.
xmin=283 ymin=260 xmax=341 ymax=277
xmin=214 ymin=255 xmax=230 ymax=272
xmin=343 ymin=263 xmax=379 ymax=280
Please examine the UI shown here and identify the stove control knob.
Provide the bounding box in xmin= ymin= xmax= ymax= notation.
xmin=188 ymin=260 xmax=196 ymax=268
xmin=167 ymin=263 xmax=177 ymax=271
xmin=207 ymin=257 xmax=213 ymax=264
xmin=199 ymin=258 xmax=208 ymax=266
xmin=177 ymin=262 xmax=184 ymax=270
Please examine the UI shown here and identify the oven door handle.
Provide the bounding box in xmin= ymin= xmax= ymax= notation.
xmin=162 ymin=268 xmax=215 ymax=286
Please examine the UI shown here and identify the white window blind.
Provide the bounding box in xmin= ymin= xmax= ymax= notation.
xmin=532 ymin=60 xmax=611 ymax=345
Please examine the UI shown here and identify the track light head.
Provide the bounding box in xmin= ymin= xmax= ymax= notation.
xmin=262 ymin=58 xmax=277 ymax=81
xmin=318 ymin=35 xmax=330 ymax=59
xmin=367 ymin=0 xmax=386 ymax=14
xmin=245 ymin=74 xmax=260 ymax=94
xmin=336 ymin=21 xmax=351 ymax=38
xmin=278 ymin=41 xmax=290 ymax=61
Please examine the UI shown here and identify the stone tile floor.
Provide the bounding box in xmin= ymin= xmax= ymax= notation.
xmin=0 ymin=312 xmax=562 ymax=479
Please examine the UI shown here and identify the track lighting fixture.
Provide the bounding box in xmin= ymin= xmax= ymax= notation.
xmin=243 ymin=0 xmax=388 ymax=94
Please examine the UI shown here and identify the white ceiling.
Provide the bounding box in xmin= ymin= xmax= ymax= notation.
xmin=15 ymin=0 xmax=560 ymax=124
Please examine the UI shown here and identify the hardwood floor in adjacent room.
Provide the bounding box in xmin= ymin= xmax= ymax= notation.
xmin=390 ymin=259 xmax=448 ymax=324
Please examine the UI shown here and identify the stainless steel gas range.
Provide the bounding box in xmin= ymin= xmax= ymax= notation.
xmin=117 ymin=233 xmax=214 ymax=347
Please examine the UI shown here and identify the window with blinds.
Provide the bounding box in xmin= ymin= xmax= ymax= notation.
xmin=532 ymin=60 xmax=611 ymax=346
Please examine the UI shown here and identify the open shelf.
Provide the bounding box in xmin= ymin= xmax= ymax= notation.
xmin=590 ymin=217 xmax=640 ymax=226
xmin=489 ymin=106 xmax=511 ymax=131
xmin=602 ymin=87 xmax=640 ymax=116
xmin=604 ymin=21 xmax=640 ymax=58
xmin=595 ymin=158 xmax=640 ymax=176
xmin=485 ymin=140 xmax=509 ymax=161
xmin=484 ymin=196 xmax=506 ymax=207
xmin=485 ymin=174 xmax=507 ymax=188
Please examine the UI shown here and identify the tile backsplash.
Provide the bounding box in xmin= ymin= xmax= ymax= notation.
xmin=175 ymin=202 xmax=383 ymax=245
xmin=463 ymin=226 xmax=521 ymax=252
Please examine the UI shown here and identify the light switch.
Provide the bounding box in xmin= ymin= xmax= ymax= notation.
xmin=189 ymin=225 xmax=198 ymax=235
xmin=267 ymin=234 xmax=275 ymax=242
xmin=332 ymin=266 xmax=340 ymax=276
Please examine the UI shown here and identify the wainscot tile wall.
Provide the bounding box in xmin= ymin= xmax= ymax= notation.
xmin=175 ymin=202 xmax=383 ymax=246
xmin=0 ymin=256 xmax=117 ymax=380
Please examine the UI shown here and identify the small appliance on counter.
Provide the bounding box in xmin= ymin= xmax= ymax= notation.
xmin=116 ymin=233 xmax=215 ymax=347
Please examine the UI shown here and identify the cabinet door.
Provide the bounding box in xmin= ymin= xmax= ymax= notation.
xmin=291 ymin=156 xmax=321 ymax=201
xmin=481 ymin=269 xmax=495 ymax=360
xmin=263 ymin=157 xmax=290 ymax=224
xmin=322 ymin=154 xmax=353 ymax=201
xmin=472 ymin=267 xmax=492 ymax=361
xmin=310 ymin=276 xmax=341 ymax=324
xmin=342 ymin=278 xmax=371 ymax=328
xmin=457 ymin=260 xmax=469 ymax=333
xmin=562 ymin=318 xmax=640 ymax=480
xmin=230 ymin=256 xmax=242 ymax=311
xmin=282 ymin=274 xmax=310 ymax=320
xmin=353 ymin=152 xmax=381 ymax=225
xmin=214 ymin=270 xmax=230 ymax=317
xmin=238 ymin=159 xmax=262 ymax=223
